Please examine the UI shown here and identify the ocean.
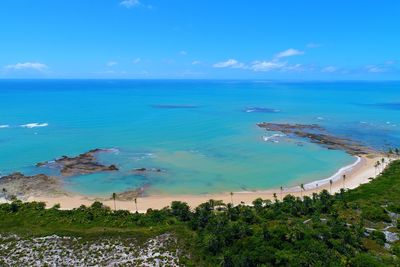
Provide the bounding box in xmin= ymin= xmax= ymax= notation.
xmin=0 ymin=80 xmax=399 ymax=196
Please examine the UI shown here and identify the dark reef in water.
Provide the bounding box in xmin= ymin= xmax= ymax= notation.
xmin=150 ymin=104 xmax=199 ymax=109
xmin=133 ymin=167 xmax=163 ymax=173
xmin=257 ymin=122 xmax=375 ymax=155
xmin=355 ymin=102 xmax=400 ymax=111
xmin=373 ymin=102 xmax=400 ymax=110
xmin=36 ymin=149 xmax=119 ymax=177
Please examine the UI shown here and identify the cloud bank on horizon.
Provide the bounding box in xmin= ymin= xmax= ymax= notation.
xmin=0 ymin=0 xmax=399 ymax=79
xmin=5 ymin=62 xmax=48 ymax=71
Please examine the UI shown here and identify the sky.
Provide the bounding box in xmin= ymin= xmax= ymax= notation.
xmin=0 ymin=0 xmax=399 ymax=80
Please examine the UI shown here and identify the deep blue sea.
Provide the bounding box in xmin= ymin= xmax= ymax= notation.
xmin=0 ymin=80 xmax=399 ymax=196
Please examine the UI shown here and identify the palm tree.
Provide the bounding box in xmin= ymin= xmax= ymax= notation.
xmin=381 ymin=158 xmax=385 ymax=169
xmin=342 ymin=174 xmax=346 ymax=189
xmin=395 ymin=148 xmax=399 ymax=157
xmin=230 ymin=192 xmax=234 ymax=205
xmin=112 ymin=192 xmax=117 ymax=211
xmin=134 ymin=198 xmax=138 ymax=213
xmin=2 ymin=188 xmax=7 ymax=199
xmin=315 ymin=183 xmax=318 ymax=194
xmin=273 ymin=193 xmax=277 ymax=202
xmin=300 ymin=184 xmax=305 ymax=198
xmin=329 ymin=179 xmax=333 ymax=194
xmin=388 ymin=148 xmax=393 ymax=162
xmin=280 ymin=186 xmax=283 ymax=201
xmin=377 ymin=161 xmax=381 ymax=174
xmin=374 ymin=162 xmax=378 ymax=176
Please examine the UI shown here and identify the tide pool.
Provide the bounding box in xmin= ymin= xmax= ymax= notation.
xmin=0 ymin=80 xmax=399 ymax=196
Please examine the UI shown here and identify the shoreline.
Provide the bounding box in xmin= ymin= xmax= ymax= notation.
xmin=287 ymin=155 xmax=362 ymax=192
xmin=27 ymin=154 xmax=387 ymax=212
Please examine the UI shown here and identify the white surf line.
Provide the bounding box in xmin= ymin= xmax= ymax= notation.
xmin=302 ymin=156 xmax=362 ymax=190
xmin=234 ymin=156 xmax=362 ymax=195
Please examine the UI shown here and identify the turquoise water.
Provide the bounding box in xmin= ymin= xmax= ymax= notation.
xmin=0 ymin=80 xmax=399 ymax=196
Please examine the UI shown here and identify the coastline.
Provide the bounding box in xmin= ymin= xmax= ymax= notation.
xmin=27 ymin=154 xmax=387 ymax=212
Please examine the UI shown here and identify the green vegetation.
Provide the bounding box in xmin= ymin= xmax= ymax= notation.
xmin=1 ymin=161 xmax=400 ymax=266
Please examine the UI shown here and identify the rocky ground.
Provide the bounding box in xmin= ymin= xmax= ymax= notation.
xmin=0 ymin=172 xmax=63 ymax=200
xmin=0 ymin=233 xmax=182 ymax=266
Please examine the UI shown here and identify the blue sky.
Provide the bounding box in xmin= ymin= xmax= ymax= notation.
xmin=0 ymin=0 xmax=399 ymax=79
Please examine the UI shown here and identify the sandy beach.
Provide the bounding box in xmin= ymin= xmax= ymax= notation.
xmin=28 ymin=154 xmax=389 ymax=212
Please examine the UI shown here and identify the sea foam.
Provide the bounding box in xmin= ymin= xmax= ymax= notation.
xmin=20 ymin=123 xmax=49 ymax=128
xmin=0 ymin=125 xmax=10 ymax=129
xmin=245 ymin=107 xmax=280 ymax=113
xmin=303 ymin=156 xmax=361 ymax=190
xmin=262 ymin=134 xmax=285 ymax=143
xmin=102 ymin=148 xmax=120 ymax=154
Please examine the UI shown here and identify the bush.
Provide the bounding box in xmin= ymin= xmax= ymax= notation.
xmin=351 ymin=253 xmax=385 ymax=267
xmin=361 ymin=206 xmax=391 ymax=223
xmin=369 ymin=230 xmax=386 ymax=246
xmin=392 ymin=243 xmax=400 ymax=257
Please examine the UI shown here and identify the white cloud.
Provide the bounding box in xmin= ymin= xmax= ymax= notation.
xmin=107 ymin=61 xmax=118 ymax=67
xmin=96 ymin=70 xmax=128 ymax=75
xmin=120 ymin=0 xmax=141 ymax=8
xmin=385 ymin=60 xmax=397 ymax=65
xmin=245 ymin=48 xmax=306 ymax=72
xmin=192 ymin=60 xmax=201 ymax=65
xmin=366 ymin=65 xmax=386 ymax=73
xmin=275 ymin=48 xmax=304 ymax=58
xmin=283 ymin=63 xmax=305 ymax=72
xmin=306 ymin=43 xmax=321 ymax=48
xmin=213 ymin=59 xmax=245 ymax=69
xmin=4 ymin=62 xmax=48 ymax=71
xmin=133 ymin=58 xmax=141 ymax=64
xmin=250 ymin=60 xmax=286 ymax=72
xmin=322 ymin=66 xmax=337 ymax=73
xmin=179 ymin=50 xmax=188 ymax=56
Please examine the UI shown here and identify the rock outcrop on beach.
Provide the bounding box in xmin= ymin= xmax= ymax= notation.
xmin=0 ymin=172 xmax=62 ymax=199
xmin=115 ymin=188 xmax=146 ymax=200
xmin=36 ymin=149 xmax=119 ymax=176
xmin=258 ymin=122 xmax=374 ymax=155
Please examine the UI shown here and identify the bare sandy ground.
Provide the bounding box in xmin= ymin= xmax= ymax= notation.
xmin=28 ymin=154 xmax=389 ymax=212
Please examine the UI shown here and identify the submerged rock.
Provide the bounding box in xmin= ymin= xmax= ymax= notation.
xmin=257 ymin=122 xmax=375 ymax=155
xmin=134 ymin=168 xmax=147 ymax=172
xmin=132 ymin=168 xmax=163 ymax=173
xmin=36 ymin=149 xmax=119 ymax=176
xmin=150 ymin=104 xmax=198 ymax=109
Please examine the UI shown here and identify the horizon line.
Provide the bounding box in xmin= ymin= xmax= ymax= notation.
xmin=0 ymin=78 xmax=400 ymax=83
